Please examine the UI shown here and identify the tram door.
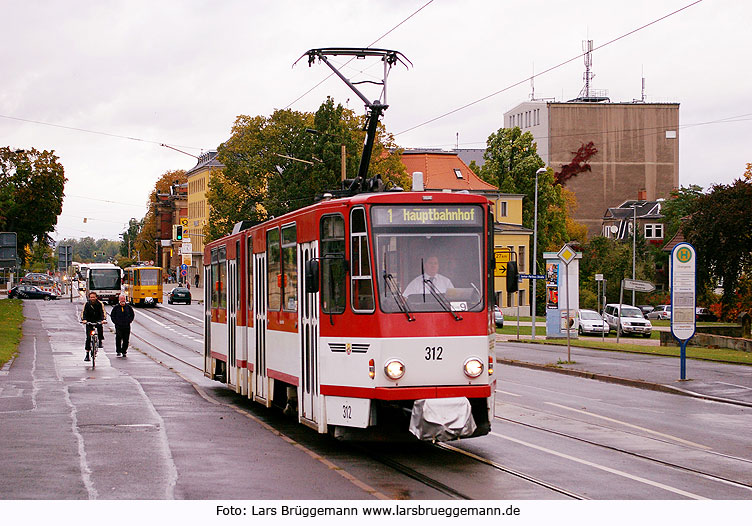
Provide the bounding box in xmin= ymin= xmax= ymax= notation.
xmin=204 ymin=264 xmax=212 ymax=377
xmin=299 ymin=241 xmax=319 ymax=425
xmin=253 ymin=252 xmax=268 ymax=404
xmin=227 ymin=258 xmax=238 ymax=388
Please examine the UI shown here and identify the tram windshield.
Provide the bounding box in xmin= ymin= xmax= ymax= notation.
xmin=137 ymin=268 xmax=160 ymax=286
xmin=371 ymin=204 xmax=485 ymax=313
xmin=88 ymin=269 xmax=121 ymax=290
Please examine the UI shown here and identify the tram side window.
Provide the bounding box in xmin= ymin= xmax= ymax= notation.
xmin=218 ymin=247 xmax=227 ymax=309
xmin=350 ymin=208 xmax=374 ymax=312
xmin=247 ymin=236 xmax=253 ymax=313
xmin=267 ymin=228 xmax=281 ymax=311
xmin=211 ymin=249 xmax=219 ymax=309
xmin=281 ymin=225 xmax=297 ymax=312
xmin=320 ymin=214 xmax=346 ymax=314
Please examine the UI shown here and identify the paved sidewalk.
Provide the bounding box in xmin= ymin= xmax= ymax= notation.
xmin=495 ymin=338 xmax=752 ymax=407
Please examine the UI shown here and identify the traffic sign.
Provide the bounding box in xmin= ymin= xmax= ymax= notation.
xmin=181 ymin=264 xmax=188 ymax=270
xmin=557 ymin=244 xmax=577 ymax=265
xmin=180 ymin=269 xmax=187 ymax=277
xmin=493 ymin=249 xmax=511 ymax=277
xmin=595 ymin=273 xmax=604 ymax=281
xmin=180 ymin=218 xmax=188 ymax=227
xmin=622 ymin=279 xmax=655 ymax=292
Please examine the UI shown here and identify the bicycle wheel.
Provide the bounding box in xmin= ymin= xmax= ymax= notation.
xmin=91 ymin=334 xmax=98 ymax=368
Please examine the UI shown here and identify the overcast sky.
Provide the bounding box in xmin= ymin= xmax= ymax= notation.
xmin=2 ymin=0 xmax=749 ymax=242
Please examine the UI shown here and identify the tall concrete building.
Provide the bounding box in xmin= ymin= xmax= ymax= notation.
xmin=503 ymin=100 xmax=679 ymax=237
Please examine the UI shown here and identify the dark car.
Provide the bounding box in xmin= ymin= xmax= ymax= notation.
xmin=8 ymin=284 xmax=57 ymax=300
xmin=696 ymin=307 xmax=717 ymax=322
xmin=167 ymin=287 xmax=191 ymax=305
xmin=493 ymin=306 xmax=504 ymax=328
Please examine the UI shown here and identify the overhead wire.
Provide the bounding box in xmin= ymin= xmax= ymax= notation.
xmin=394 ymin=0 xmax=705 ymax=136
xmin=0 ymin=114 xmax=203 ymax=151
xmin=283 ymin=0 xmax=435 ymax=109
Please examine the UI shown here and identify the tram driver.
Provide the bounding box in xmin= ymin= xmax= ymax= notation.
xmin=403 ymin=255 xmax=454 ymax=297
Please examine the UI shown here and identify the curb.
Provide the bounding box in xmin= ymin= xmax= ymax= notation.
xmin=497 ymin=358 xmax=752 ymax=408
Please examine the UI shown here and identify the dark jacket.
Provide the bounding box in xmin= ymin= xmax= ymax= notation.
xmin=110 ymin=303 xmax=135 ymax=328
xmin=81 ymin=300 xmax=106 ymax=323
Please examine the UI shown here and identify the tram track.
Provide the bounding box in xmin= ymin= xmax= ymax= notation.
xmin=132 ymin=304 xmax=204 ymax=338
xmin=494 ymin=407 xmax=752 ymax=493
xmin=434 ymin=442 xmax=588 ymax=499
xmin=129 ymin=317 xmax=204 ymax=372
xmin=349 ymin=441 xmax=586 ymax=500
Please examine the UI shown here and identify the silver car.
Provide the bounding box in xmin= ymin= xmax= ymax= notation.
xmin=647 ymin=305 xmax=671 ymax=320
xmin=576 ymin=309 xmax=609 ymax=335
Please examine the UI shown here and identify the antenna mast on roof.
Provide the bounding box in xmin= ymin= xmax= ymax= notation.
xmin=582 ymin=40 xmax=594 ymax=99
xmin=641 ymin=66 xmax=646 ymax=102
xmin=530 ymin=62 xmax=535 ymax=100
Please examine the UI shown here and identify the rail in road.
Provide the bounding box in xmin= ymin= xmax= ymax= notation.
xmin=116 ymin=301 xmax=752 ymax=500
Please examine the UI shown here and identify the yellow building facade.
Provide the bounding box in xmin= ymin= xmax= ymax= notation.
xmin=186 ymin=151 xmax=223 ymax=287
xmin=489 ymin=194 xmax=533 ymax=315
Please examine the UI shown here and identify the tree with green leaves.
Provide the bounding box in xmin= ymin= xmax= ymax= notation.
xmin=661 ymin=185 xmax=703 ymax=241
xmin=119 ymin=218 xmax=142 ymax=258
xmin=682 ymin=178 xmax=752 ymax=320
xmin=207 ymin=98 xmax=407 ymax=242
xmin=0 ymin=147 xmax=67 ymax=264
xmin=476 ymin=127 xmax=569 ymax=253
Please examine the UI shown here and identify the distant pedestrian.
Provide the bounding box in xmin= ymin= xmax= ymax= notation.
xmin=110 ymin=294 xmax=135 ymax=357
xmin=195 ymin=274 xmax=199 ymax=288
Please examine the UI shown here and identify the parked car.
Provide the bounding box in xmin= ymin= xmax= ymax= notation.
xmin=493 ymin=305 xmax=504 ymax=328
xmin=696 ymin=307 xmax=717 ymax=322
xmin=647 ymin=305 xmax=671 ymax=320
xmin=603 ymin=303 xmax=652 ymax=337
xmin=22 ymin=272 xmax=54 ymax=286
xmin=8 ymin=284 xmax=57 ymax=300
xmin=638 ymin=305 xmax=655 ymax=316
xmin=576 ymin=309 xmax=609 ymax=336
xmin=167 ymin=286 xmax=191 ymax=305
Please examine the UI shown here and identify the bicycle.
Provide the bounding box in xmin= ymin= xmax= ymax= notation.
xmin=84 ymin=321 xmax=104 ymax=368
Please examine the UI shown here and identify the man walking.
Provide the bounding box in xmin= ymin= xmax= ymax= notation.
xmin=111 ymin=294 xmax=135 ymax=356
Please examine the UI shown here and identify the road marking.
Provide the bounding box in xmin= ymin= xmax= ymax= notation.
xmin=716 ymin=381 xmax=752 ymax=391
xmin=495 ymin=389 xmax=521 ymax=397
xmin=160 ymin=305 xmax=203 ymax=323
xmin=545 ymin=402 xmax=710 ymax=449
xmin=490 ymin=431 xmax=709 ymax=500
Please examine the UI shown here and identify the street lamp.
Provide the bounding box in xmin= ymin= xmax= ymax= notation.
xmin=531 ymin=167 xmax=546 ymax=340
xmin=631 ymin=203 xmax=638 ymax=305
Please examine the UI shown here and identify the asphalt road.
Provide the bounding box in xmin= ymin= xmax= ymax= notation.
xmin=2 ymin=297 xmax=751 ymax=505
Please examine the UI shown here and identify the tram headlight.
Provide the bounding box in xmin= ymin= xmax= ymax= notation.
xmin=463 ymin=357 xmax=484 ymax=378
xmin=384 ymin=359 xmax=405 ymax=380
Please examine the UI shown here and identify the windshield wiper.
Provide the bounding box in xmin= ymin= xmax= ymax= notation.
xmin=422 ymin=278 xmax=462 ymax=321
xmin=383 ymin=271 xmax=415 ymax=321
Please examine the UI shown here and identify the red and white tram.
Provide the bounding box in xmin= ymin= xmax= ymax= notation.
xmin=204 ymin=191 xmax=496 ymax=441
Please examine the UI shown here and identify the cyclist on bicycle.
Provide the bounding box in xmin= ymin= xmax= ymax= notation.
xmin=81 ymin=291 xmax=106 ymax=361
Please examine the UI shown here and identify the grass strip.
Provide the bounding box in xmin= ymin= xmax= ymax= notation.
xmin=504 ymin=335 xmax=752 ymax=366
xmin=0 ymin=299 xmax=23 ymax=368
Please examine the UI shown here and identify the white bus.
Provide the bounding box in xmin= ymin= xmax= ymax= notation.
xmin=85 ymin=263 xmax=123 ymax=305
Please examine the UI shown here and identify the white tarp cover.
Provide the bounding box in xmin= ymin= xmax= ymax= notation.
xmin=409 ymin=397 xmax=476 ymax=441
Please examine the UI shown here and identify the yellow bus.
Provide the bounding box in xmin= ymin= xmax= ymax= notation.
xmin=124 ymin=266 xmax=163 ymax=306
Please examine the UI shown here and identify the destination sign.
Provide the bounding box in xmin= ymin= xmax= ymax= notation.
xmin=371 ymin=205 xmax=483 ymax=227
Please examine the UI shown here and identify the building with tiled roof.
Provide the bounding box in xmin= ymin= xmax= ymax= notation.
xmin=401 ymin=150 xmax=498 ymax=193
xmin=601 ymin=190 xmax=665 ymax=246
